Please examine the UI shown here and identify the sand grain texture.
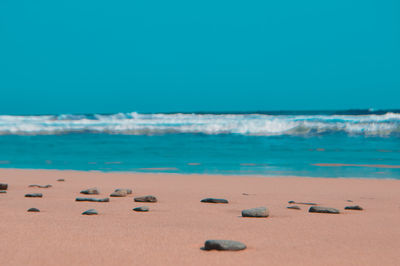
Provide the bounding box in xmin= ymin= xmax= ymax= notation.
xmin=0 ymin=169 xmax=399 ymax=266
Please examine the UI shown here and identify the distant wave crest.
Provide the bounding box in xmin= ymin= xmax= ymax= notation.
xmin=0 ymin=112 xmax=400 ymax=136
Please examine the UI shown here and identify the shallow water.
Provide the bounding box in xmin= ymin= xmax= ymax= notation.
xmin=0 ymin=133 xmax=399 ymax=179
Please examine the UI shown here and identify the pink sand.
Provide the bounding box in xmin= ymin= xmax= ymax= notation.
xmin=0 ymin=169 xmax=399 ymax=266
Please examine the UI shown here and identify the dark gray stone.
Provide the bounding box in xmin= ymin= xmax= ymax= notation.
xmin=204 ymin=240 xmax=246 ymax=251
xmin=25 ymin=193 xmax=43 ymax=198
xmin=80 ymin=188 xmax=100 ymax=195
xmin=309 ymin=206 xmax=340 ymax=214
xmin=110 ymin=190 xmax=127 ymax=197
xmin=57 ymin=179 xmax=65 ymax=182
xmin=134 ymin=195 xmax=157 ymax=202
xmin=201 ymin=198 xmax=229 ymax=204
xmin=345 ymin=205 xmax=363 ymax=210
xmin=82 ymin=209 xmax=98 ymax=215
xmin=242 ymin=207 xmax=269 ymax=217
xmin=0 ymin=183 xmax=8 ymax=190
xmin=29 ymin=184 xmax=52 ymax=188
xmin=27 ymin=208 xmax=40 ymax=212
xmin=288 ymin=201 xmax=317 ymax=205
xmin=346 ymin=200 xmax=353 ymax=202
xmin=133 ymin=206 xmax=149 ymax=212
xmin=115 ymin=188 xmax=132 ymax=194
xmin=287 ymin=205 xmax=301 ymax=210
xmin=75 ymin=197 xmax=109 ymax=202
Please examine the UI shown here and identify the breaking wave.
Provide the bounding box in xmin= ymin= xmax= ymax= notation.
xmin=0 ymin=112 xmax=400 ymax=136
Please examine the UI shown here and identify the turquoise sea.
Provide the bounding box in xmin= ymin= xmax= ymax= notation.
xmin=0 ymin=110 xmax=399 ymax=179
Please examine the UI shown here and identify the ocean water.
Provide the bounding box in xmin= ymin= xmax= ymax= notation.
xmin=0 ymin=110 xmax=399 ymax=179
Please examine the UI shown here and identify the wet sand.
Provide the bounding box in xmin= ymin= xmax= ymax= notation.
xmin=0 ymin=169 xmax=399 ymax=266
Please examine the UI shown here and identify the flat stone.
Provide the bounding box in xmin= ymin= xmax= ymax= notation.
xmin=345 ymin=205 xmax=363 ymax=210
xmin=204 ymin=240 xmax=246 ymax=251
xmin=0 ymin=190 xmax=6 ymax=193
xmin=75 ymin=197 xmax=109 ymax=202
xmin=110 ymin=190 xmax=127 ymax=197
xmin=201 ymin=198 xmax=229 ymax=204
xmin=80 ymin=188 xmax=100 ymax=195
xmin=287 ymin=205 xmax=301 ymax=210
xmin=288 ymin=201 xmax=317 ymax=205
xmin=0 ymin=183 xmax=8 ymax=190
xmin=309 ymin=206 xmax=340 ymax=214
xmin=29 ymin=184 xmax=52 ymax=188
xmin=242 ymin=207 xmax=269 ymax=217
xmin=346 ymin=200 xmax=353 ymax=202
xmin=25 ymin=193 xmax=43 ymax=198
xmin=57 ymin=179 xmax=65 ymax=182
xmin=27 ymin=208 xmax=40 ymax=212
xmin=133 ymin=206 xmax=149 ymax=212
xmin=134 ymin=195 xmax=157 ymax=202
xmin=82 ymin=209 xmax=98 ymax=215
xmin=115 ymin=188 xmax=132 ymax=194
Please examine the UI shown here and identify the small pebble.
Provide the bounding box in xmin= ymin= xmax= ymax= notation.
xmin=345 ymin=205 xmax=363 ymax=210
xmin=134 ymin=195 xmax=157 ymax=202
xmin=203 ymin=240 xmax=246 ymax=251
xmin=75 ymin=197 xmax=109 ymax=202
xmin=288 ymin=201 xmax=317 ymax=205
xmin=115 ymin=188 xmax=132 ymax=194
xmin=82 ymin=209 xmax=98 ymax=215
xmin=242 ymin=207 xmax=269 ymax=217
xmin=201 ymin=198 xmax=228 ymax=204
xmin=29 ymin=184 xmax=52 ymax=188
xmin=57 ymin=179 xmax=65 ymax=182
xmin=287 ymin=205 xmax=301 ymax=210
xmin=27 ymin=208 xmax=40 ymax=212
xmin=309 ymin=206 xmax=340 ymax=214
xmin=133 ymin=206 xmax=149 ymax=212
xmin=25 ymin=193 xmax=43 ymax=198
xmin=80 ymin=188 xmax=100 ymax=195
xmin=0 ymin=183 xmax=8 ymax=190
xmin=110 ymin=190 xmax=127 ymax=197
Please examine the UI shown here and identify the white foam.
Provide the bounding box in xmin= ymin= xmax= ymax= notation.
xmin=0 ymin=112 xmax=399 ymax=136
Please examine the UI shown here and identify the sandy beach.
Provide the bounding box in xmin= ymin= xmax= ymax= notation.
xmin=0 ymin=168 xmax=399 ymax=266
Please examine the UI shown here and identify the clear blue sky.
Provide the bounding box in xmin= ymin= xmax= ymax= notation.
xmin=1 ymin=0 xmax=399 ymax=114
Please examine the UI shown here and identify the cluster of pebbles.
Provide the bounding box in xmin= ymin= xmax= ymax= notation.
xmin=1 ymin=181 xmax=364 ymax=252
xmin=77 ymin=187 xmax=155 ymax=214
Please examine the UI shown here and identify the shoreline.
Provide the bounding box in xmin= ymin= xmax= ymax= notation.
xmin=0 ymin=168 xmax=399 ymax=265
xmin=1 ymin=167 xmax=399 ymax=181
